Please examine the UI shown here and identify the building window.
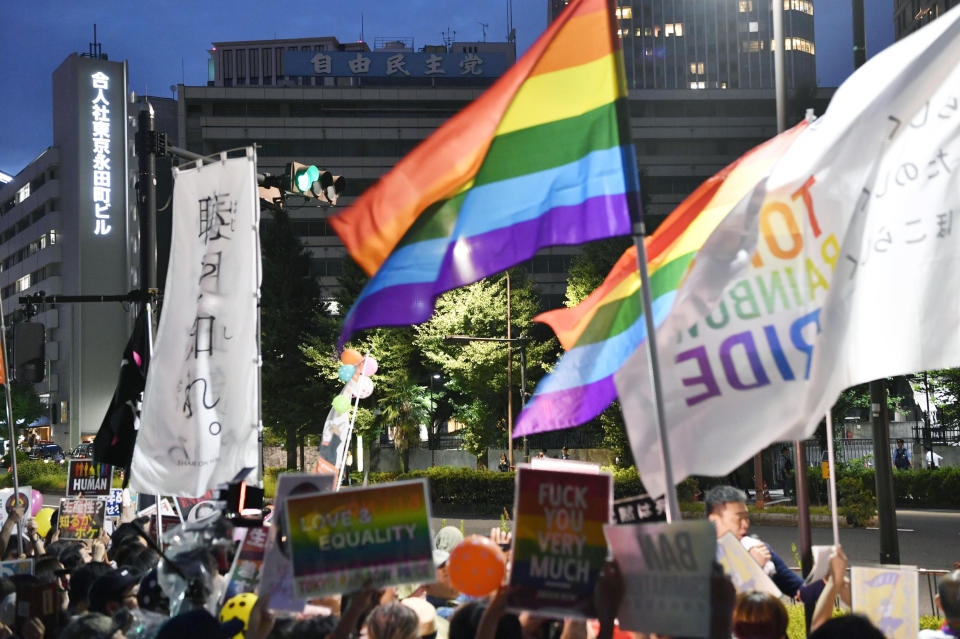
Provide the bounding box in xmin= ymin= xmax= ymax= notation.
xmin=15 ymin=274 xmax=31 ymax=293
xmin=689 ymin=62 xmax=705 ymax=74
xmin=689 ymin=81 xmax=705 ymax=89
xmin=785 ymin=0 xmax=813 ymax=15
xmin=616 ymin=6 xmax=632 ymax=19
xmin=237 ymin=50 xmax=246 ymax=83
xmin=222 ymin=50 xmax=233 ymax=79
xmin=16 ymin=184 xmax=29 ymax=204
xmin=275 ymin=49 xmax=284 ymax=78
xmin=250 ymin=49 xmax=259 ymax=81
xmin=664 ymin=23 xmax=683 ymax=36
xmin=739 ymin=1 xmax=753 ymax=11
xmin=749 ymin=21 xmax=759 ymax=32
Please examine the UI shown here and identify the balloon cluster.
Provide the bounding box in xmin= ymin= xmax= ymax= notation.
xmin=331 ymin=349 xmax=379 ymax=413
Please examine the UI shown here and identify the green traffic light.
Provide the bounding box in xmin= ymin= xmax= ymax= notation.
xmin=295 ymin=165 xmax=320 ymax=192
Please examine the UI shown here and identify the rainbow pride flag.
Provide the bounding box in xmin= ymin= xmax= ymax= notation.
xmin=513 ymin=122 xmax=808 ymax=437
xmin=330 ymin=0 xmax=638 ymax=345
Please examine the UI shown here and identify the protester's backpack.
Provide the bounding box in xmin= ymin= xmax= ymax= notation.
xmin=894 ymin=447 xmax=910 ymax=470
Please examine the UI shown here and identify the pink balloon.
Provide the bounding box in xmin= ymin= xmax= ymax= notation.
xmin=31 ymin=489 xmax=43 ymax=516
xmin=361 ymin=357 xmax=379 ymax=377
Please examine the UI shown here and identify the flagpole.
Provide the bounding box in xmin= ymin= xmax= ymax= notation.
xmin=0 ymin=299 xmax=24 ymax=556
xmin=825 ymin=412 xmax=840 ymax=546
xmin=602 ymin=0 xmax=679 ymax=521
xmin=143 ymin=301 xmax=163 ymax=548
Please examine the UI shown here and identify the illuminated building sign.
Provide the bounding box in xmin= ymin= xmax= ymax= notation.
xmin=91 ymin=71 xmax=112 ymax=235
xmin=283 ymin=50 xmax=506 ymax=78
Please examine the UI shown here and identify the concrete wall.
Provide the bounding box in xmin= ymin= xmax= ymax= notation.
xmin=264 ymin=445 xmax=615 ymax=472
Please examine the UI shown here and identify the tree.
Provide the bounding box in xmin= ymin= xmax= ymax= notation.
xmin=378 ymin=370 xmax=429 ymax=472
xmin=260 ymin=206 xmax=334 ymax=469
xmin=414 ymin=268 xmax=557 ymax=466
xmin=0 ymin=382 xmax=45 ymax=432
xmin=564 ymin=237 xmax=632 ymax=307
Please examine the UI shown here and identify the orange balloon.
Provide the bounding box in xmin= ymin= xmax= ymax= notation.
xmin=341 ymin=349 xmax=363 ymax=365
xmin=447 ymin=535 xmax=506 ymax=597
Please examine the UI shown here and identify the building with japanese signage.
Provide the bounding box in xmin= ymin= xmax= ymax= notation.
xmin=0 ymin=53 xmax=166 ymax=448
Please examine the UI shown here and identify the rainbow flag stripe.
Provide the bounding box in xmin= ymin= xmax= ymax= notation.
xmin=513 ymin=122 xmax=808 ymax=437
xmin=330 ymin=0 xmax=638 ymax=345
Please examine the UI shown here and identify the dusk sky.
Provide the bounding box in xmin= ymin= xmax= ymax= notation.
xmin=0 ymin=1 xmax=894 ymax=175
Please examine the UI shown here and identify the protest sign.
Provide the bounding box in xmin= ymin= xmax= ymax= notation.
xmin=851 ymin=565 xmax=919 ymax=639
xmin=604 ymin=520 xmax=716 ymax=638
xmin=285 ymin=479 xmax=434 ymax=599
xmin=66 ymin=459 xmax=113 ymax=496
xmin=613 ymin=494 xmax=667 ymax=525
xmin=224 ymin=526 xmax=269 ymax=601
xmin=104 ymin=489 xmax=124 ymax=519
xmin=259 ymin=473 xmax=336 ymax=612
xmin=0 ymin=559 xmax=33 ymax=577
xmin=0 ymin=486 xmax=32 ymax=529
xmin=176 ymin=491 xmax=218 ymax=523
xmin=508 ymin=465 xmax=612 ymax=618
xmin=58 ymin=498 xmax=105 ymax=540
xmin=714 ymin=532 xmax=780 ymax=598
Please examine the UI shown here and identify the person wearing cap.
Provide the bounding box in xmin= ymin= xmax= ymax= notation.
xmin=69 ymin=562 xmax=113 ymax=616
xmin=402 ymin=596 xmax=442 ymax=639
xmin=89 ymin=569 xmax=140 ymax=616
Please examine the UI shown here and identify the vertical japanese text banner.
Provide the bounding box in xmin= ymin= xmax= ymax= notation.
xmin=132 ymin=150 xmax=261 ymax=497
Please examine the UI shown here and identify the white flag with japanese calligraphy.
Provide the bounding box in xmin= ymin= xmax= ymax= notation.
xmin=616 ymin=8 xmax=960 ymax=498
xmin=132 ymin=150 xmax=261 ymax=497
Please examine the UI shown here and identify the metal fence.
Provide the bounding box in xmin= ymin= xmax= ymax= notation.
xmin=912 ymin=421 xmax=960 ymax=444
xmin=378 ymin=427 xmax=606 ymax=451
xmin=802 ymin=438 xmax=900 ymax=467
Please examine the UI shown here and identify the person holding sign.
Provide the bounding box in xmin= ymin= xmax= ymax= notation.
xmin=705 ymin=486 xmax=805 ymax=599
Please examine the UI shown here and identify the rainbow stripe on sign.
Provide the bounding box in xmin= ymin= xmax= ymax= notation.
xmin=330 ymin=0 xmax=638 ymax=346
xmin=284 ymin=479 xmax=434 ymax=598
xmin=513 ymin=122 xmax=808 ymax=437
xmin=509 ymin=466 xmax=612 ymax=618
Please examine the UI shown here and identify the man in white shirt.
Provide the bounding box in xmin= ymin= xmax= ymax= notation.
xmin=925 ymin=447 xmax=945 ymax=469
xmin=919 ymin=569 xmax=960 ymax=638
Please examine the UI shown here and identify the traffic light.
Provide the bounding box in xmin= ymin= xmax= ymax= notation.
xmin=286 ymin=163 xmax=346 ymax=204
xmin=319 ymin=173 xmax=346 ymax=205
xmin=14 ymin=322 xmax=45 ymax=384
xmin=288 ymin=162 xmax=320 ymax=196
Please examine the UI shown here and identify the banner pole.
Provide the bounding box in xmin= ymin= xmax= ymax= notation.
xmin=631 ymin=235 xmax=680 ymax=522
xmin=0 ymin=295 xmax=24 ymax=556
xmin=825 ymin=412 xmax=840 ymax=547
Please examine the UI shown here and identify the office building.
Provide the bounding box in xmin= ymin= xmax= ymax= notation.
xmin=895 ymin=0 xmax=957 ymax=40
xmin=549 ymin=0 xmax=816 ymax=90
xmin=0 ymin=53 xmax=141 ymax=447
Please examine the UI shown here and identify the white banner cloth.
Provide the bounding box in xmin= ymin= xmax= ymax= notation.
xmin=616 ymin=8 xmax=960 ymax=497
xmin=132 ymin=150 xmax=261 ymax=496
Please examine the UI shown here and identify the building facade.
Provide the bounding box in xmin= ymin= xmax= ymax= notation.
xmin=894 ymin=0 xmax=957 ymax=40
xmin=0 ymin=54 xmax=141 ymax=447
xmin=181 ymin=37 xmax=831 ymax=310
xmin=549 ymin=0 xmax=816 ymax=90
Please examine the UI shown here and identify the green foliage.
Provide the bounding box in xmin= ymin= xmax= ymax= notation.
xmin=378 ymin=370 xmax=430 ymax=473
xmin=414 ymin=269 xmax=557 ymax=462
xmin=598 ymin=403 xmax=633 ymax=468
xmin=676 ymin=477 xmax=699 ymax=502
xmin=0 ymin=450 xmax=29 ymax=469
xmin=260 ymin=207 xmax=335 ymax=468
xmin=563 ymin=237 xmax=632 ymax=307
xmin=836 ymin=476 xmax=877 ymax=526
xmin=0 ymin=460 xmax=68 ymax=493
xmin=0 ymin=382 xmax=46 ymax=431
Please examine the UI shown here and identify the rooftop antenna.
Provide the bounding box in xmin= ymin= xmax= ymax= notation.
xmin=477 ymin=21 xmax=489 ymax=42
xmin=506 ymin=0 xmax=516 ymax=43
xmin=361 ymin=11 xmax=364 ymax=42
xmin=86 ymin=23 xmax=105 ymax=59
xmin=442 ymin=27 xmax=456 ymax=49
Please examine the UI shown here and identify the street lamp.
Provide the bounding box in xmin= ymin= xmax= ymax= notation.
xmin=443 ymin=334 xmax=529 ymax=467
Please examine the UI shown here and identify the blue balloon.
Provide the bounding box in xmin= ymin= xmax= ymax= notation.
xmin=338 ymin=364 xmax=356 ymax=382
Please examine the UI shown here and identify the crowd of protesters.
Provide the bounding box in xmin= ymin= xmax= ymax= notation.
xmin=0 ymin=483 xmax=953 ymax=639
